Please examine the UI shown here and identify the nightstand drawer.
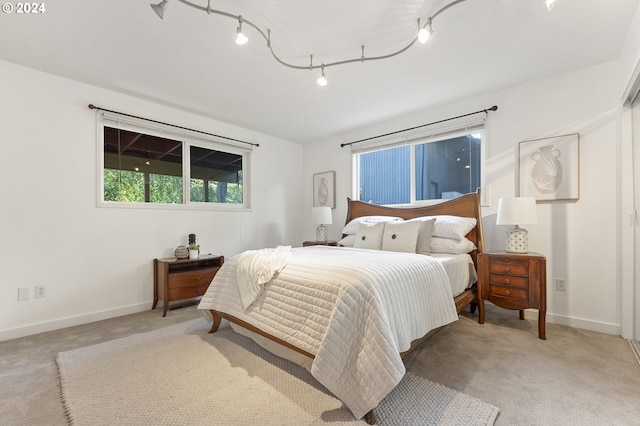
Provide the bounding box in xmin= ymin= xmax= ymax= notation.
xmin=168 ymin=284 xmax=209 ymax=300
xmin=488 ymin=274 xmax=528 ymax=288
xmin=489 ymin=285 xmax=527 ymax=301
xmin=168 ymin=268 xmax=218 ymax=289
xmin=488 ymin=261 xmax=529 ymax=276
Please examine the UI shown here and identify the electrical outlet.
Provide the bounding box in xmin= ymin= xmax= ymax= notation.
xmin=18 ymin=287 xmax=30 ymax=301
xmin=35 ymin=285 xmax=46 ymax=298
xmin=556 ymin=278 xmax=567 ymax=291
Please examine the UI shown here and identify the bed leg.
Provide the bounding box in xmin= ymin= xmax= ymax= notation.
xmin=469 ymin=302 xmax=478 ymax=314
xmin=364 ymin=410 xmax=375 ymax=424
xmin=208 ymin=310 xmax=222 ymax=333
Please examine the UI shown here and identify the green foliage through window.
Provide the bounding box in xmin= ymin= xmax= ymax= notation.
xmin=101 ymin=123 xmax=247 ymax=207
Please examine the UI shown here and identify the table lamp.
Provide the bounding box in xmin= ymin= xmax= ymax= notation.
xmin=312 ymin=206 xmax=332 ymax=242
xmin=496 ymin=197 xmax=538 ymax=253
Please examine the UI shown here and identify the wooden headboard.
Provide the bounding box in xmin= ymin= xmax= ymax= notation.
xmin=344 ymin=188 xmax=484 ymax=266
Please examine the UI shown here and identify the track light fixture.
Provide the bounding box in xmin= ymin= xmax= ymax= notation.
xmin=149 ymin=0 xmax=554 ymax=86
xmin=235 ymin=16 xmax=248 ymax=45
xmin=317 ymin=65 xmax=327 ymax=87
xmin=417 ymin=17 xmax=433 ymax=44
xmin=150 ymin=0 xmax=168 ymax=19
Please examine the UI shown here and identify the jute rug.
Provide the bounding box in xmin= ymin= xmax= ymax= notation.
xmin=57 ymin=319 xmax=499 ymax=425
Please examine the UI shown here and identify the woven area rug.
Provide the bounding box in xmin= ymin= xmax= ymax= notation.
xmin=57 ymin=319 xmax=499 ymax=425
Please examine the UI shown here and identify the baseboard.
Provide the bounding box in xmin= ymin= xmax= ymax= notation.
xmin=0 ymin=303 xmax=151 ymax=342
xmin=522 ymin=309 xmax=620 ymax=336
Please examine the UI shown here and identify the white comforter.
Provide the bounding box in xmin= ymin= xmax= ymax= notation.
xmin=198 ymin=246 xmax=459 ymax=419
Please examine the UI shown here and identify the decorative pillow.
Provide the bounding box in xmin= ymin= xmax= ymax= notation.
xmin=409 ymin=217 xmax=436 ymax=255
xmin=342 ymin=215 xmax=401 ymax=235
xmin=413 ymin=215 xmax=477 ymax=241
xmin=430 ymin=236 xmax=477 ymax=254
xmin=338 ymin=234 xmax=355 ymax=247
xmin=381 ymin=220 xmax=421 ymax=253
xmin=353 ymin=221 xmax=386 ymax=250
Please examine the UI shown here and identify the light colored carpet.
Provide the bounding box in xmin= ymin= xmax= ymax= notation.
xmin=57 ymin=319 xmax=499 ymax=425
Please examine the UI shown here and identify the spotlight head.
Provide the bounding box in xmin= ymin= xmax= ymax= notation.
xmin=150 ymin=0 xmax=168 ymax=19
xmin=317 ymin=67 xmax=327 ymax=86
xmin=235 ymin=17 xmax=248 ymax=45
xmin=418 ymin=18 xmax=433 ymax=44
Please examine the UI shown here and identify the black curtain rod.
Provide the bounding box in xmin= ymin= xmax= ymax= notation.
xmin=88 ymin=104 xmax=260 ymax=148
xmin=340 ymin=105 xmax=498 ymax=148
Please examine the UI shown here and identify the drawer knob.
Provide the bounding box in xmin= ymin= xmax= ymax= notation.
xmin=505 ymin=290 xmax=511 ymax=296
xmin=503 ymin=267 xmax=510 ymax=273
xmin=196 ymin=277 xmax=201 ymax=281
xmin=504 ymin=278 xmax=511 ymax=284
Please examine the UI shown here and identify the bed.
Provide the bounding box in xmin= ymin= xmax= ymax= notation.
xmin=198 ymin=189 xmax=484 ymax=424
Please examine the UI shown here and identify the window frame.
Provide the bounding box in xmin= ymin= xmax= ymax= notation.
xmin=96 ymin=111 xmax=251 ymax=211
xmin=352 ymin=121 xmax=486 ymax=206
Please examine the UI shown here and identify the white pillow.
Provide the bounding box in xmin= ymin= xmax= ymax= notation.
xmin=381 ymin=220 xmax=421 ymax=253
xmin=338 ymin=235 xmax=355 ymax=247
xmin=342 ymin=215 xmax=401 ymax=235
xmin=353 ymin=221 xmax=386 ymax=250
xmin=409 ymin=217 xmax=436 ymax=255
xmin=430 ymin=236 xmax=477 ymax=254
xmin=413 ymin=215 xmax=477 ymax=241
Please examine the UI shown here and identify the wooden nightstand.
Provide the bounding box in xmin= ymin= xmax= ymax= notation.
xmin=478 ymin=251 xmax=547 ymax=339
xmin=302 ymin=240 xmax=337 ymax=247
xmin=153 ymin=255 xmax=224 ymax=317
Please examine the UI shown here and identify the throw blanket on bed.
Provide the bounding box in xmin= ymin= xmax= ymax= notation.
xmin=236 ymin=245 xmax=292 ymax=310
xmin=198 ymin=246 xmax=458 ymax=419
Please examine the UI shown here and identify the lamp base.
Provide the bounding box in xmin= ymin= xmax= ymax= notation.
xmin=505 ymin=226 xmax=528 ymax=253
xmin=316 ymin=225 xmax=327 ymax=242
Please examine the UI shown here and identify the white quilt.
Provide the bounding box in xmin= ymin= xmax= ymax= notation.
xmin=198 ymin=246 xmax=459 ymax=419
xmin=236 ymin=245 xmax=292 ymax=309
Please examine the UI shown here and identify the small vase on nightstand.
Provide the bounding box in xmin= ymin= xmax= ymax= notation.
xmin=188 ymin=245 xmax=199 ymax=259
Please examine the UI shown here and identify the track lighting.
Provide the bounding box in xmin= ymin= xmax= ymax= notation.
xmin=235 ymin=16 xmax=248 ymax=45
xmin=417 ymin=18 xmax=433 ymax=44
xmin=317 ymin=66 xmax=327 ymax=87
xmin=150 ymin=0 xmax=168 ymax=19
xmin=150 ymin=0 xmax=551 ymax=86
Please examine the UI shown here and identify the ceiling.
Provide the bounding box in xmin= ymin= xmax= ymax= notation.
xmin=1 ymin=0 xmax=637 ymax=143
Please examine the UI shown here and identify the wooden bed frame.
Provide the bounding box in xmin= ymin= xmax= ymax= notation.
xmin=208 ymin=188 xmax=484 ymax=424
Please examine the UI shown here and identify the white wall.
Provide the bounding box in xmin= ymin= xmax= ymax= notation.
xmin=618 ymin=3 xmax=640 ymax=339
xmin=303 ymin=60 xmax=623 ymax=335
xmin=0 ymin=60 xmax=304 ymax=341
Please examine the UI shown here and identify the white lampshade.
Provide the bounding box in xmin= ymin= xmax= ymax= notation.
xmin=496 ymin=197 xmax=537 ymax=253
xmin=312 ymin=207 xmax=332 ymax=225
xmin=496 ymin=197 xmax=538 ymax=226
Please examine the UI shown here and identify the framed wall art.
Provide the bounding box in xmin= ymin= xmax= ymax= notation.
xmin=313 ymin=171 xmax=335 ymax=208
xmin=518 ymin=133 xmax=580 ymax=201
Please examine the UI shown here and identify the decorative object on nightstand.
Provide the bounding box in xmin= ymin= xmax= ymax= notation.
xmin=303 ymin=240 xmax=338 ymax=247
xmin=188 ymin=233 xmax=199 ymax=259
xmin=478 ymin=251 xmax=547 ymax=339
xmin=312 ymin=206 xmax=332 ymax=242
xmin=496 ymin=197 xmax=537 ymax=253
xmin=153 ymin=255 xmax=224 ymax=317
xmin=174 ymin=245 xmax=189 ymax=259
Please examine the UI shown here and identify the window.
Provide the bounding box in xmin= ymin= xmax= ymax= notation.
xmin=353 ymin=124 xmax=484 ymax=205
xmin=99 ymin=112 xmax=250 ymax=209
